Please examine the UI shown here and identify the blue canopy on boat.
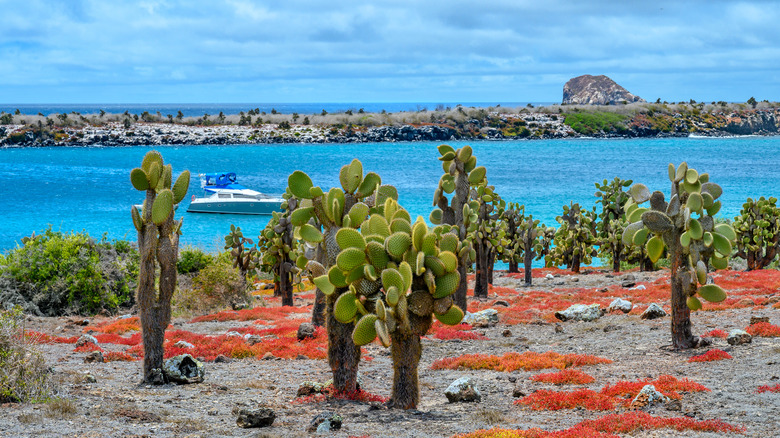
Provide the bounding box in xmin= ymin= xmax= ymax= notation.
xmin=204 ymin=172 xmax=238 ymax=186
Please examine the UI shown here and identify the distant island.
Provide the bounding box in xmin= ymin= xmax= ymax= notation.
xmin=1 ymin=76 xmax=778 ymax=146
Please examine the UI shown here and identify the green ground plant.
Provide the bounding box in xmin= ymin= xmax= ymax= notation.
xmin=563 ymin=111 xmax=629 ymax=135
xmin=176 ymin=246 xmax=214 ymax=274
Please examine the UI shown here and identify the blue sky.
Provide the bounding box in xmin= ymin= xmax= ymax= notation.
xmin=1 ymin=0 xmax=778 ymax=104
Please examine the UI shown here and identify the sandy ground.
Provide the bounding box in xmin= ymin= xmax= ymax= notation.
xmin=1 ymin=269 xmax=778 ymax=438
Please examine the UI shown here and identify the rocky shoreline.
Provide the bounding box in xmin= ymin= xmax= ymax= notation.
xmin=1 ymin=107 xmax=778 ymax=147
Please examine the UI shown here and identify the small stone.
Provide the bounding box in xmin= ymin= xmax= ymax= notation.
xmin=83 ymin=373 xmax=97 ymax=383
xmin=297 ymin=381 xmax=326 ymax=397
xmin=236 ymin=408 xmax=275 ymax=428
xmin=492 ymin=300 xmax=509 ymax=307
xmin=621 ymin=274 xmax=636 ymax=288
xmin=76 ymin=334 xmax=99 ymax=347
xmin=262 ymin=352 xmax=275 ymax=360
xmin=598 ymin=288 xmax=609 ymax=293
xmin=208 ymin=409 xmax=218 ymax=416
xmin=462 ymin=309 xmax=499 ymax=328
xmin=307 ymin=411 xmax=342 ymax=433
xmin=214 ymin=355 xmax=232 ymax=363
xmin=445 ymin=377 xmax=481 ymax=403
xmin=297 ymin=323 xmax=316 ymax=341
xmin=511 ymin=385 xmax=525 ymax=398
xmin=545 ymin=274 xmax=554 ymax=280
xmin=296 ymin=354 xmax=307 ymax=360
xmin=244 ymin=335 xmax=263 ymax=346
xmin=508 ymin=376 xmax=517 ymax=383
xmin=631 ymin=284 xmax=647 ymax=290
xmin=630 ymin=384 xmax=670 ymax=410
xmin=84 ymin=351 xmax=104 ymax=363
xmin=750 ymin=316 xmax=770 ymax=325
xmin=554 ymin=323 xmax=564 ymax=333
xmin=225 ymin=331 xmax=242 ymax=338
xmin=571 ymin=277 xmax=579 ymax=282
xmin=162 ymin=354 xmax=205 ymax=384
xmin=174 ymin=340 xmax=195 ymax=349
xmin=555 ymin=304 xmax=603 ymax=322
xmin=641 ymin=303 xmax=667 ymax=320
xmin=501 ymin=329 xmax=512 ymax=337
xmin=602 ymin=325 xmax=621 ymax=333
xmin=727 ymin=329 xmax=753 ymax=346
xmin=607 ymin=298 xmax=633 ymax=313
xmin=665 ymin=399 xmax=682 ymax=411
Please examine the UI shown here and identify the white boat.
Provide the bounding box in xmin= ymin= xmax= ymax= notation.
xmin=186 ymin=172 xmax=283 ymax=215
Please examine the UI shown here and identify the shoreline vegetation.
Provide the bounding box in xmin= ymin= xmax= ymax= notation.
xmin=1 ymin=100 xmax=779 ymax=146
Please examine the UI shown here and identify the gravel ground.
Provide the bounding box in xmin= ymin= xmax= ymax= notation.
xmin=1 ymin=269 xmax=778 ymax=438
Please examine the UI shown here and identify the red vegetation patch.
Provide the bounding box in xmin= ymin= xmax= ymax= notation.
xmin=757 ymin=383 xmax=780 ymax=393
xmin=189 ymin=305 xmax=309 ymax=323
xmin=104 ymin=351 xmax=138 ymax=362
xmin=745 ymin=322 xmax=780 ymax=337
xmin=688 ymin=349 xmax=733 ymax=362
xmin=25 ymin=331 xmax=78 ymax=344
xmin=454 ymin=412 xmax=744 ymax=437
xmin=530 ymin=369 xmax=595 ymax=385
xmin=73 ymin=343 xmax=104 ymax=353
xmin=429 ymin=324 xmax=488 ymax=341
xmin=85 ymin=317 xmax=140 ymax=334
xmin=292 ymin=384 xmax=388 ymax=404
xmin=515 ymin=389 xmax=616 ymax=411
xmin=600 ymin=375 xmax=709 ymax=403
xmin=430 ymin=351 xmax=612 ymax=372
xmin=701 ymin=329 xmax=728 ymax=339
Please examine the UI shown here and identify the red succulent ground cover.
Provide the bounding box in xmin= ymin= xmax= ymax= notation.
xmin=701 ymin=329 xmax=728 ymax=338
xmin=292 ymin=384 xmax=388 ymax=404
xmin=189 ymin=305 xmax=309 ymax=323
xmin=453 ymin=411 xmax=743 ymax=437
xmin=428 ymin=322 xmax=488 ymax=341
xmin=84 ymin=317 xmax=141 ymax=334
xmin=599 ymin=375 xmax=710 ymax=402
xmin=430 ymin=351 xmax=612 ymax=372
xmin=745 ymin=321 xmax=780 ymax=337
xmin=757 ymin=383 xmax=780 ymax=393
xmin=688 ymin=349 xmax=733 ymax=362
xmin=530 ymin=369 xmax=595 ymax=385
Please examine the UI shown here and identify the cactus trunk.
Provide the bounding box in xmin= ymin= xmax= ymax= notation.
xmin=326 ymin=290 xmax=360 ymax=393
xmin=311 ymin=247 xmax=327 ymax=326
xmin=611 ymin=242 xmax=622 ymax=272
xmin=523 ymin=248 xmax=533 ymax=286
xmin=571 ymin=252 xmax=581 ymax=274
xmin=508 ymin=259 xmax=519 ymax=273
xmin=279 ymin=259 xmax=293 ymax=307
xmin=388 ymin=329 xmax=422 ymax=409
xmin=474 ymin=240 xmax=490 ymax=298
xmin=669 ymin=236 xmax=695 ymax=349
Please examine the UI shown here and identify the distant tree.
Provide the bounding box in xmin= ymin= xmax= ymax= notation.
xmin=345 ymin=109 xmax=353 ymax=116
xmin=747 ymin=97 xmax=758 ymax=108
xmin=321 ymin=109 xmax=328 ymax=116
xmin=292 ymin=113 xmax=299 ymax=122
xmin=167 ymin=114 xmax=173 ymax=123
xmin=57 ymin=113 xmax=68 ymax=125
xmin=218 ymin=112 xmax=225 ymax=124
xmin=278 ymin=121 xmax=291 ymax=129
xmin=271 ymin=108 xmax=277 ymax=115
xmin=141 ymin=111 xmax=152 ymax=122
xmin=655 ymin=98 xmax=661 ymax=104
xmin=176 ymin=111 xmax=183 ymax=121
xmin=303 ymin=116 xmax=310 ymax=125
xmin=358 ymin=108 xmax=365 ymax=114
xmin=14 ymin=109 xmax=20 ymax=115
xmin=99 ymin=109 xmax=106 ymax=118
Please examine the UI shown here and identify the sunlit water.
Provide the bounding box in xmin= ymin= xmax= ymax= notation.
xmin=2 ymin=137 xmax=778 ymax=262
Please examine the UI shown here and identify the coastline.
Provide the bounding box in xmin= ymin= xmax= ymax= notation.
xmin=1 ymin=104 xmax=779 ymax=147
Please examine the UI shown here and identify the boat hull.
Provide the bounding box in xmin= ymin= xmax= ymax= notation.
xmin=186 ymin=199 xmax=282 ymax=215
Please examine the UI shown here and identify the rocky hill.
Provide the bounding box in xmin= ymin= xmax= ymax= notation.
xmin=563 ymin=75 xmax=645 ymax=105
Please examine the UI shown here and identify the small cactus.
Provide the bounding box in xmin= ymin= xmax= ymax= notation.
xmin=470 ymin=186 xmax=507 ymax=298
xmin=130 ymin=150 xmax=189 ymax=383
xmin=224 ymin=224 xmax=257 ymax=282
xmin=255 ymin=193 xmax=302 ymax=306
xmin=595 ymin=177 xmax=637 ymax=272
xmin=548 ymin=202 xmax=598 ymax=273
xmin=624 ymin=162 xmax=736 ymax=349
xmin=500 ymin=203 xmax=553 ymax=286
xmin=733 ymin=196 xmax=780 ymax=270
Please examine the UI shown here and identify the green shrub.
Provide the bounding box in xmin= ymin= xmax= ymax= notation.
xmin=0 ymin=229 xmax=138 ymax=316
xmin=173 ymin=260 xmax=250 ymax=315
xmin=0 ymin=307 xmax=53 ymax=403
xmin=176 ymin=246 xmax=214 ymax=274
xmin=564 ymin=112 xmax=629 ymax=135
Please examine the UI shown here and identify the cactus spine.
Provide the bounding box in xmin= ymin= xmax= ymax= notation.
xmin=624 ymin=162 xmax=735 ymax=349
xmin=733 ymin=196 xmax=780 ymax=270
xmin=286 ymin=160 xmax=383 ymax=393
xmin=430 ymin=144 xmax=480 ymax=310
xmin=130 ymin=150 xmax=189 ymax=383
xmin=320 ymin=197 xmax=463 ymax=409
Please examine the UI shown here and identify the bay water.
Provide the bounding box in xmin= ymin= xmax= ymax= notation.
xmin=1 ymin=137 xmax=778 ymax=260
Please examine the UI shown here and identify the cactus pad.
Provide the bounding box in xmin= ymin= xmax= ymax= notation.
xmin=381 ymin=268 xmax=405 ymax=293
xmin=375 ymin=319 xmax=390 ymax=347
xmin=151 ymin=189 xmax=174 ymax=225
xmin=334 ymin=291 xmax=358 ymax=323
xmin=424 ymin=256 xmax=446 ymax=277
xmin=314 ymin=275 xmax=335 ymax=296
xmin=348 ymin=202 xmax=370 ymax=226
xmin=337 ymin=228 xmax=366 ymax=251
xmin=399 ymin=261 xmax=413 ymax=291
xmin=336 ymin=247 xmax=366 ymax=272
xmin=385 ymin=232 xmax=412 ymax=259
xmin=352 ymin=314 xmax=378 ymax=346
xmin=366 ymin=241 xmax=389 ymax=271
xmin=434 ymin=305 xmax=464 ymax=325
xmin=468 ymin=166 xmax=486 ymax=185
xmin=687 ymin=218 xmax=703 ymax=239
xmin=438 ymin=251 xmax=458 ymax=272
xmin=288 ymin=171 xmax=314 ymax=199
xmin=642 ymin=210 xmax=673 ymax=234
xmin=356 ymin=172 xmax=381 ymax=198
xmin=629 ymin=183 xmax=651 ymax=203
xmin=386 ymin=286 xmax=400 ymax=306
xmin=687 ymin=296 xmax=702 ymax=311
xmin=171 ymin=170 xmax=191 ymax=203
xmin=299 ymin=223 xmax=323 ymax=243
xmin=290 ymin=207 xmax=315 ymax=227
xmin=131 ymin=206 xmax=143 ymax=231
xmin=711 ymin=232 xmax=732 ymax=257
xmin=439 ymin=233 xmax=459 ymax=253
xmin=701 ymin=182 xmax=722 ymax=199
xmin=328 ymin=265 xmax=348 ymax=287
xmin=339 ymin=159 xmax=363 ymax=194
xmin=698 ymin=284 xmax=727 ymax=303
xmin=130 ymin=168 xmax=149 ymax=191
xmin=390 ymin=218 xmax=412 ymax=234
xmin=433 ymin=271 xmax=459 ymax=299
xmin=714 ymin=223 xmax=736 ymax=241
xmin=407 ymin=290 xmax=434 ymax=317
xmin=141 ymin=150 xmax=163 ymax=173
xmin=646 ymin=236 xmax=665 ymax=263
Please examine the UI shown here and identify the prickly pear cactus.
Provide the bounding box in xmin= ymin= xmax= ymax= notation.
xmin=500 ymin=203 xmax=553 ymax=286
xmin=470 ymin=186 xmax=507 ymax=298
xmin=624 ymin=162 xmax=736 ymax=349
xmin=130 ymin=150 xmax=190 ymax=383
xmin=548 ymin=202 xmax=598 ymax=273
xmin=430 ymin=144 xmax=481 ymax=311
xmin=285 ymin=159 xmax=384 ymax=393
xmin=224 ymin=224 xmax=258 ymax=282
xmin=595 ymin=177 xmax=634 ymax=272
xmin=256 ymin=193 xmax=301 ymax=306
xmin=733 ymin=196 xmax=780 ymax=270
xmin=316 ymin=197 xmax=463 ymax=409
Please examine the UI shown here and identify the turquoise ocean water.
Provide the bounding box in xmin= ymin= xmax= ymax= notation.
xmin=1 ymin=137 xmax=779 ymax=258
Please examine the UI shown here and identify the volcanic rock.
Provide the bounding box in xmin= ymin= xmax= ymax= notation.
xmin=563 ymin=75 xmax=645 ymax=105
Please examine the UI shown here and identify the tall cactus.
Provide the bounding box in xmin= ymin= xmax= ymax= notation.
xmin=430 ymin=144 xmax=481 ymax=311
xmin=256 ymin=194 xmax=300 ymax=306
xmin=624 ymin=162 xmax=736 ymax=349
xmin=733 ymin=196 xmax=780 ymax=270
xmin=471 ymin=187 xmax=506 ymax=298
xmin=500 ymin=203 xmax=554 ymax=285
xmin=595 ymin=177 xmax=633 ymax=272
xmin=130 ymin=150 xmax=189 ymax=383
xmin=548 ymin=202 xmax=597 ymax=273
xmin=318 ymin=198 xmax=464 ymax=409
xmin=224 ymin=224 xmax=257 ymax=284
xmin=286 ymin=159 xmax=383 ymax=393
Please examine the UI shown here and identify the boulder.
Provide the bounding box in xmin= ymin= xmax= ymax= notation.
xmin=76 ymin=334 xmax=99 ymax=347
xmin=236 ymin=408 xmax=275 ymax=428
xmin=163 ymin=354 xmax=205 ymax=384
xmin=629 ymin=384 xmax=670 ymax=410
xmin=727 ymin=329 xmax=752 ymax=346
xmin=555 ymin=304 xmax=604 ymax=322
xmin=445 ymin=377 xmax=482 ymax=403
xmin=607 ymin=298 xmax=633 ymax=313
xmin=641 ymin=303 xmax=667 ymax=320
xmin=84 ymin=351 xmax=104 ymax=363
xmin=463 ymin=309 xmax=499 ymax=328
xmin=297 ymin=322 xmax=316 ymax=341
xmin=307 ymin=411 xmax=342 ymax=433
xmin=621 ymin=274 xmax=636 ymax=288
xmin=562 ymin=75 xmax=645 ymax=105
xmin=174 ymin=340 xmax=194 ymax=349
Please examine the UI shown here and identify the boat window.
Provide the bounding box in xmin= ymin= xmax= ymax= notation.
xmin=218 ymin=193 xmax=232 ymax=199
xmin=233 ymin=194 xmax=257 ymax=199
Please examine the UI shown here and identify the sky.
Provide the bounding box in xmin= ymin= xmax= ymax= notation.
xmin=1 ymin=0 xmax=779 ymax=104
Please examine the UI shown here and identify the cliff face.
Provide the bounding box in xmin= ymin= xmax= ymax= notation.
xmin=563 ymin=75 xmax=645 ymax=105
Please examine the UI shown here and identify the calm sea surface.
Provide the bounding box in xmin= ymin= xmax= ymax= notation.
xmin=1 ymin=137 xmax=778 ymax=256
